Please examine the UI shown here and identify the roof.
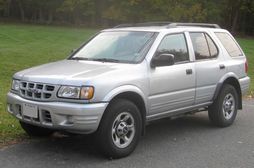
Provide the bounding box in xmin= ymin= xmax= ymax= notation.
xmin=103 ymin=22 xmax=223 ymax=33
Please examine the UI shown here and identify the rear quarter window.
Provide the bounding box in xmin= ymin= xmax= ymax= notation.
xmin=215 ymin=32 xmax=243 ymax=57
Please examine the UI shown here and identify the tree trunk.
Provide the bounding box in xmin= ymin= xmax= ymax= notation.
xmin=231 ymin=0 xmax=243 ymax=34
xmin=94 ymin=0 xmax=102 ymax=25
xmin=4 ymin=0 xmax=12 ymax=17
xmin=231 ymin=10 xmax=239 ymax=33
xmin=31 ymin=10 xmax=37 ymax=22
xmin=47 ymin=10 xmax=53 ymax=24
xmin=17 ymin=0 xmax=25 ymax=21
xmin=39 ymin=8 xmax=43 ymax=23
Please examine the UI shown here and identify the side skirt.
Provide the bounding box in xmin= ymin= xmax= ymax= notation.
xmin=146 ymin=102 xmax=213 ymax=122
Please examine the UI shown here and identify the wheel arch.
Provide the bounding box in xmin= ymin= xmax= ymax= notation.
xmin=214 ymin=74 xmax=242 ymax=109
xmin=102 ymin=86 xmax=148 ymax=135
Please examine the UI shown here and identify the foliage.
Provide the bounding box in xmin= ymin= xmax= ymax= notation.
xmin=57 ymin=0 xmax=95 ymax=24
xmin=0 ymin=0 xmax=253 ymax=34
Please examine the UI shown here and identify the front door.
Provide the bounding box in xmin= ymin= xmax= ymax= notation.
xmin=148 ymin=33 xmax=196 ymax=116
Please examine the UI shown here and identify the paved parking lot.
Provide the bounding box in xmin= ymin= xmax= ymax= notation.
xmin=1 ymin=99 xmax=254 ymax=168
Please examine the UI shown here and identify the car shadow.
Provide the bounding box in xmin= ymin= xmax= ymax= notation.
xmin=20 ymin=112 xmax=219 ymax=160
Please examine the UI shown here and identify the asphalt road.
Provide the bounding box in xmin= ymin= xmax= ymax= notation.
xmin=1 ymin=99 xmax=254 ymax=168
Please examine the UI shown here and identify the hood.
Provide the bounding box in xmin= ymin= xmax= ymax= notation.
xmin=14 ymin=60 xmax=132 ymax=85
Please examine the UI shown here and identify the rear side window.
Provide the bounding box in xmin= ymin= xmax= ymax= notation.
xmin=215 ymin=32 xmax=243 ymax=57
xmin=190 ymin=33 xmax=218 ymax=60
xmin=206 ymin=35 xmax=218 ymax=57
xmin=156 ymin=33 xmax=189 ymax=63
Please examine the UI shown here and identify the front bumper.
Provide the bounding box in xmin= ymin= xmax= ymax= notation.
xmin=7 ymin=92 xmax=108 ymax=134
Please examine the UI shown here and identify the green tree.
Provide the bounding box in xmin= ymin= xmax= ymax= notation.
xmin=103 ymin=0 xmax=146 ymax=22
xmin=145 ymin=0 xmax=207 ymax=22
xmin=57 ymin=0 xmax=94 ymax=24
xmin=0 ymin=0 xmax=253 ymax=35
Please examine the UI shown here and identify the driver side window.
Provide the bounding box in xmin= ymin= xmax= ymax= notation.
xmin=156 ymin=33 xmax=189 ymax=63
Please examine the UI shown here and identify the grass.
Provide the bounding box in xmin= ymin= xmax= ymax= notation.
xmin=0 ymin=23 xmax=253 ymax=146
xmin=237 ymin=38 xmax=254 ymax=95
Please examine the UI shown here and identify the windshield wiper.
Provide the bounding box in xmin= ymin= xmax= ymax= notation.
xmin=70 ymin=57 xmax=91 ymax=61
xmin=91 ymin=58 xmax=120 ymax=63
xmin=70 ymin=57 xmax=120 ymax=63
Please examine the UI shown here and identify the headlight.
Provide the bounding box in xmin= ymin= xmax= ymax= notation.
xmin=12 ymin=79 xmax=20 ymax=91
xmin=58 ymin=86 xmax=94 ymax=100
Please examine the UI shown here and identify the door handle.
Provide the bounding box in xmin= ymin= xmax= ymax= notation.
xmin=219 ymin=64 xmax=225 ymax=69
xmin=186 ymin=69 xmax=193 ymax=75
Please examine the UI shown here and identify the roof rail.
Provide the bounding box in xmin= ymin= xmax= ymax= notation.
xmin=167 ymin=23 xmax=221 ymax=29
xmin=114 ymin=22 xmax=172 ymax=28
xmin=114 ymin=22 xmax=220 ymax=29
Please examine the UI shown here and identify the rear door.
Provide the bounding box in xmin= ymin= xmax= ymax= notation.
xmin=188 ymin=32 xmax=226 ymax=104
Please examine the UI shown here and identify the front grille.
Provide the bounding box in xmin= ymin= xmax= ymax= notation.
xmin=20 ymin=81 xmax=56 ymax=101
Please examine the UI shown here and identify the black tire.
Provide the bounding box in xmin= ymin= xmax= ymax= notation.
xmin=20 ymin=121 xmax=54 ymax=137
xmin=208 ymin=84 xmax=238 ymax=127
xmin=95 ymin=99 xmax=142 ymax=159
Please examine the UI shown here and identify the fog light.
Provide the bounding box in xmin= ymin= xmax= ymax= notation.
xmin=66 ymin=116 xmax=74 ymax=125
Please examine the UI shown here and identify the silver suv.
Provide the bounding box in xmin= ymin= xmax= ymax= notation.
xmin=7 ymin=22 xmax=250 ymax=158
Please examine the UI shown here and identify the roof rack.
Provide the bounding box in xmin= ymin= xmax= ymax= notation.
xmin=114 ymin=22 xmax=221 ymax=29
xmin=167 ymin=23 xmax=220 ymax=28
xmin=114 ymin=22 xmax=172 ymax=28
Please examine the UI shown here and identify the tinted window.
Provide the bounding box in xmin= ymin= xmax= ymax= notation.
xmin=156 ymin=34 xmax=189 ymax=63
xmin=215 ymin=32 xmax=243 ymax=57
xmin=190 ymin=33 xmax=218 ymax=60
xmin=206 ymin=34 xmax=218 ymax=57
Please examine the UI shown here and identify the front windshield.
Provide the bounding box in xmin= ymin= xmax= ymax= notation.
xmin=71 ymin=31 xmax=157 ymax=63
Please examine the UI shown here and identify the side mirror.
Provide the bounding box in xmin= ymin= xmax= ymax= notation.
xmin=151 ymin=54 xmax=175 ymax=68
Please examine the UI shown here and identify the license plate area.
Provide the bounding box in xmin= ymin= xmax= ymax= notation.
xmin=23 ymin=103 xmax=38 ymax=119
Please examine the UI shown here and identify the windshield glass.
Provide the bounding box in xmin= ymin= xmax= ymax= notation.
xmin=71 ymin=31 xmax=157 ymax=63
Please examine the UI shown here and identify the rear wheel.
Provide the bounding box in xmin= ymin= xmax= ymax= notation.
xmin=208 ymin=84 xmax=238 ymax=127
xmin=95 ymin=99 xmax=142 ymax=159
xmin=20 ymin=121 xmax=54 ymax=137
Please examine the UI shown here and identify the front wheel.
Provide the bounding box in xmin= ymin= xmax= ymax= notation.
xmin=95 ymin=99 xmax=142 ymax=159
xmin=208 ymin=84 xmax=238 ymax=127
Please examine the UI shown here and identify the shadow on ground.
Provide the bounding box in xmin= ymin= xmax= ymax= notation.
xmin=25 ymin=113 xmax=214 ymax=160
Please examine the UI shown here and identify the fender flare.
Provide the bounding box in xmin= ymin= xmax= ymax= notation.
xmin=213 ymin=73 xmax=242 ymax=109
xmin=102 ymin=85 xmax=148 ymax=135
xmin=103 ymin=85 xmax=147 ymax=104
